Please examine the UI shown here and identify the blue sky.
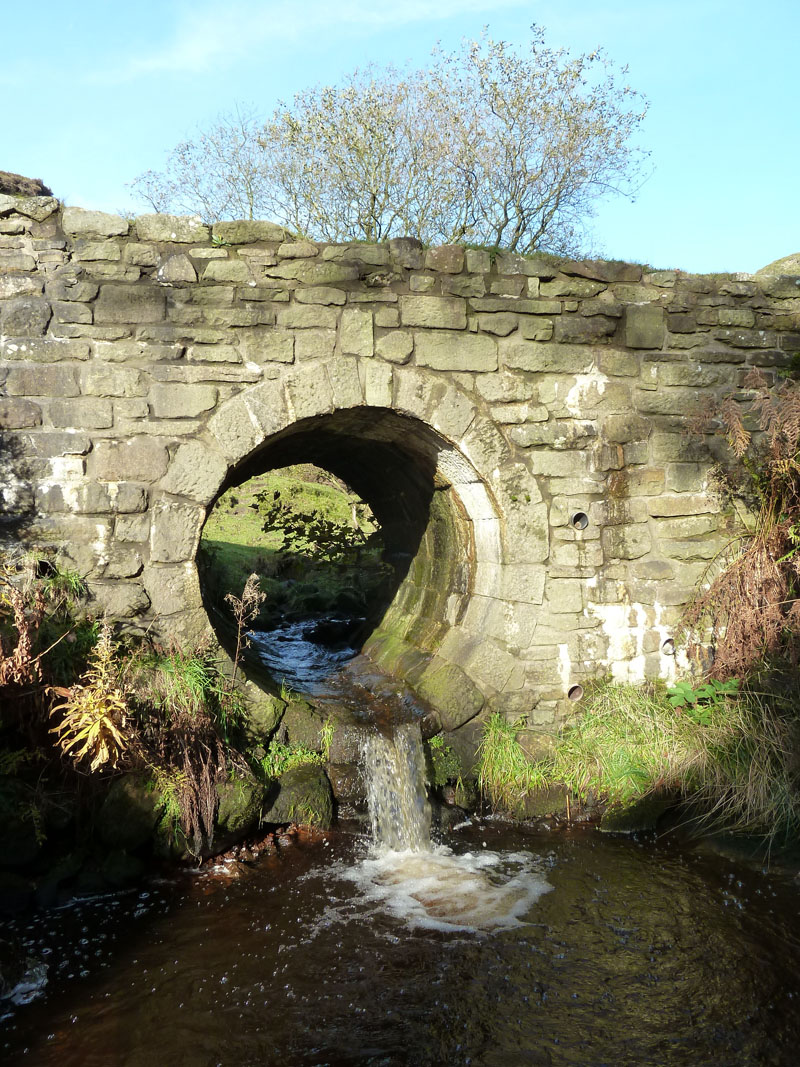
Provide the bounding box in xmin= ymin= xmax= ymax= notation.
xmin=3 ymin=1 xmax=797 ymax=273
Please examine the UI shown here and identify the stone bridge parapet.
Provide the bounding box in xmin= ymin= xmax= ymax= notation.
xmin=1 ymin=196 xmax=799 ymax=728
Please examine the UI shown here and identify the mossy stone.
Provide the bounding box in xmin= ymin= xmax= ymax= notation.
xmin=599 ymin=793 xmax=675 ymax=834
xmin=215 ymin=777 xmax=266 ymax=840
xmin=263 ymin=765 xmax=333 ymax=828
xmin=96 ymin=775 xmax=162 ymax=850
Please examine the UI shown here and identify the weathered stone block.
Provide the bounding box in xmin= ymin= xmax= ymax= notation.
xmin=73 ymin=239 xmax=121 ymax=262
xmin=94 ymin=284 xmax=166 ymax=323
xmin=92 ymin=438 xmax=170 ymax=483
xmin=477 ymin=312 xmax=518 ymax=336
xmin=0 ymin=296 xmax=51 ymax=335
xmin=361 ymin=360 xmax=393 ymax=407
xmin=241 ymin=330 xmax=294 ymax=364
xmin=400 ymin=295 xmax=466 ymax=330
xmin=285 ymin=365 xmax=334 ymax=420
xmin=157 ymin=255 xmax=197 ymax=283
xmin=202 ymin=258 xmax=251 ymax=283
xmin=504 ymin=342 xmax=593 ymax=373
xmin=601 ymin=414 xmax=650 ymax=443
xmin=340 ymin=308 xmax=373 ymax=356
xmin=212 ymin=220 xmax=285 ymax=244
xmin=375 ymin=330 xmax=413 ymax=364
xmin=136 ymin=214 xmax=209 ymax=243
xmin=82 ymin=365 xmax=145 ymax=398
xmin=601 ymin=523 xmax=652 ymax=559
xmin=553 ymin=315 xmax=616 ymax=344
xmin=0 ymin=251 xmax=35 ymax=272
xmin=442 ymin=274 xmax=486 ymax=298
xmin=295 ymin=328 xmax=336 ymax=361
xmin=647 ymin=493 xmax=718 ymax=517
xmin=276 ymin=304 xmax=338 ymax=330
xmin=186 ymin=343 xmax=241 ymax=363
xmin=61 ymin=207 xmax=129 ymax=237
xmin=149 ymin=384 xmax=217 ymax=418
xmin=149 ymin=502 xmax=204 ymax=562
xmin=142 ymin=563 xmax=204 ymax=615
xmin=267 ymin=260 xmax=360 ymax=285
xmin=5 ymin=364 xmax=78 ymax=397
xmin=49 ymin=397 xmax=113 ymax=428
xmin=425 ymin=245 xmax=464 ymax=273
xmin=415 ymin=331 xmax=496 ymax=371
xmin=0 ymin=398 xmax=41 ymax=429
xmin=623 ymin=305 xmax=666 ymax=349
xmin=327 ymin=359 xmax=364 ymax=408
xmin=654 ymin=514 xmax=719 ymax=539
xmin=518 ymin=318 xmax=554 ymax=341
xmin=87 ymin=581 xmax=150 ymax=618
xmin=295 ymin=286 xmax=346 ymax=306
xmin=160 ymin=439 xmax=228 ymax=501
xmin=52 ymin=299 xmax=92 ymax=324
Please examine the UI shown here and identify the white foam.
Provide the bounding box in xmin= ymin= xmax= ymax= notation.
xmin=339 ymin=844 xmax=552 ymax=934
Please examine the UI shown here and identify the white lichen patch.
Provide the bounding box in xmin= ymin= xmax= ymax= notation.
xmin=564 ymin=368 xmax=610 ymax=418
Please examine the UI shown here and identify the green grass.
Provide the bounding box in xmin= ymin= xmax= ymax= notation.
xmin=199 ymin=464 xmax=389 ymax=626
xmin=259 ymin=740 xmax=323 ymax=780
xmin=478 ymin=714 xmax=548 ymax=816
xmin=477 ymin=681 xmax=800 ymax=843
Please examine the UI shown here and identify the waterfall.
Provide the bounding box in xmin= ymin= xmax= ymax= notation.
xmin=360 ymin=722 xmax=431 ymax=852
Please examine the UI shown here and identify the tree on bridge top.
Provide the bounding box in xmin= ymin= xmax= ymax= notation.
xmin=131 ymin=25 xmax=649 ymax=258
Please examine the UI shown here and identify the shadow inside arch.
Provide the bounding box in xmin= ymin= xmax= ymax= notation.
xmin=198 ymin=406 xmax=489 ymax=697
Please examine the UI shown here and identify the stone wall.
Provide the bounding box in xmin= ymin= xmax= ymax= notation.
xmin=1 ymin=195 xmax=799 ymax=731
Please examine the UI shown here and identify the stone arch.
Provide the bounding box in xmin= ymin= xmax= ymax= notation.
xmin=156 ymin=358 xmax=548 ymax=727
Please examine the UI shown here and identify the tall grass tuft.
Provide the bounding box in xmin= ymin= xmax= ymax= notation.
xmin=550 ymin=681 xmax=800 ymax=843
xmin=478 ymin=714 xmax=548 ymax=816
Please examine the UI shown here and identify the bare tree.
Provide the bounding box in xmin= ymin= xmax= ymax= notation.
xmin=130 ymin=105 xmax=271 ymax=221
xmin=131 ymin=27 xmax=649 ymax=254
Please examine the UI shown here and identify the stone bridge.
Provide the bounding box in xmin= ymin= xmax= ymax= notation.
xmin=1 ymin=195 xmax=799 ymax=729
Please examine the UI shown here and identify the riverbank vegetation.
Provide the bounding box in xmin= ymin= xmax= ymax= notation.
xmin=478 ymin=678 xmax=800 ymax=845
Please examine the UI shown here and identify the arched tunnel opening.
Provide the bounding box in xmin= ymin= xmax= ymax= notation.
xmin=198 ymin=408 xmax=490 ymax=701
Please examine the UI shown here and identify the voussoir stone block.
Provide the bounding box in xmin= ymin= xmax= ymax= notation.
xmin=160 ymin=441 xmax=229 ymax=501
xmin=150 ymin=502 xmax=204 ymax=563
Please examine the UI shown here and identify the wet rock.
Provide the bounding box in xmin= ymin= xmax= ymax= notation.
xmin=0 ymin=872 xmax=34 ymax=915
xmin=96 ymin=774 xmax=162 ymax=850
xmin=327 ymin=762 xmax=364 ymax=804
xmin=101 ymin=849 xmax=146 ymax=888
xmin=0 ymin=937 xmax=48 ymax=1004
xmin=35 ymin=852 xmax=84 ymax=908
xmin=215 ymin=777 xmax=266 ymax=843
xmin=263 ymin=764 xmax=334 ymax=829
xmin=282 ymin=699 xmax=326 ymax=751
xmin=521 ymin=786 xmax=570 ymax=820
xmin=599 ymin=793 xmax=675 ymax=834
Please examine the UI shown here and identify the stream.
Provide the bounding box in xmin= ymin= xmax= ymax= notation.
xmin=3 ymin=618 xmax=800 ymax=1065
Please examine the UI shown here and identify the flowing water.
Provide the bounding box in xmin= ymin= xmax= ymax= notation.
xmin=4 ymin=637 xmax=800 ymax=1064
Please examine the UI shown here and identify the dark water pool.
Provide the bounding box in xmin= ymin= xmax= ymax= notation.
xmin=3 ymin=821 xmax=800 ymax=1066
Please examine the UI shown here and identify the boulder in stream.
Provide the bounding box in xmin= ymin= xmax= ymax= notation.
xmin=263 ymin=764 xmax=334 ymax=829
xmin=96 ymin=775 xmax=162 ymax=850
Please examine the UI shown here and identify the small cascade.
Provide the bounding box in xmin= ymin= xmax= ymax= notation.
xmin=352 ymin=720 xmax=552 ymax=931
xmin=360 ymin=722 xmax=431 ymax=852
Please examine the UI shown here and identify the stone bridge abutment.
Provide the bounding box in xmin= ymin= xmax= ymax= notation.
xmin=1 ymin=195 xmax=799 ymax=729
